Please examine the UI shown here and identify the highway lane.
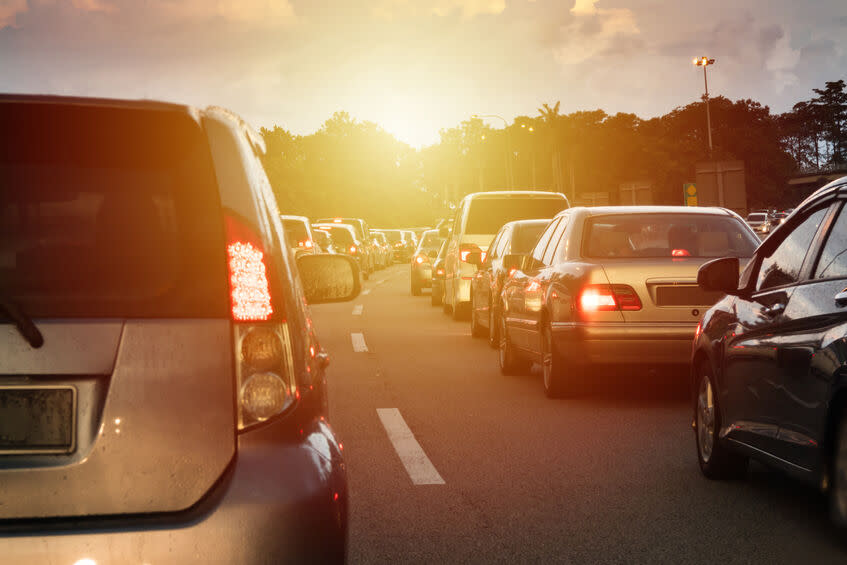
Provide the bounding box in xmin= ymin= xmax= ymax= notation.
xmin=312 ymin=264 xmax=847 ymax=564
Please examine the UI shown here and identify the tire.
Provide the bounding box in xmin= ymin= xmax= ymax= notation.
xmin=411 ymin=274 xmax=422 ymax=296
xmin=498 ymin=313 xmax=531 ymax=375
xmin=830 ymin=412 xmax=847 ymax=528
xmin=694 ymin=367 xmax=748 ymax=479
xmin=470 ymin=294 xmax=486 ymax=338
xmin=541 ymin=323 xmax=582 ymax=398
xmin=487 ymin=306 xmax=499 ymax=349
xmin=452 ymin=300 xmax=470 ymax=321
xmin=431 ymin=283 xmax=442 ymax=306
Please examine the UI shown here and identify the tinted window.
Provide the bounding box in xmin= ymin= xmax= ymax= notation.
xmin=464 ymin=197 xmax=566 ymax=235
xmin=757 ymin=208 xmax=827 ymax=291
xmin=584 ymin=214 xmax=759 ymax=259
xmin=511 ymin=222 xmax=548 ymax=255
xmin=814 ymin=205 xmax=847 ymax=279
xmin=282 ymin=219 xmax=308 ymax=245
xmin=0 ymin=102 xmax=227 ymax=318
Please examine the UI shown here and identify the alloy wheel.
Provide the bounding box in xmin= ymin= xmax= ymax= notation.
xmin=697 ymin=375 xmax=716 ymax=463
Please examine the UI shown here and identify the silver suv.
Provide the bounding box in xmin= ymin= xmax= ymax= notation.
xmin=0 ymin=95 xmax=359 ymax=563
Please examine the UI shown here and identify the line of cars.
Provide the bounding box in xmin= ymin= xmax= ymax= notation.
xmin=745 ymin=208 xmax=793 ymax=237
xmin=413 ymin=181 xmax=847 ymax=529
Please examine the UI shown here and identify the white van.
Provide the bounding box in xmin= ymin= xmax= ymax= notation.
xmin=442 ymin=191 xmax=569 ymax=319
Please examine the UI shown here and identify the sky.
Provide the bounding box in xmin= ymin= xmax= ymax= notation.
xmin=1 ymin=0 xmax=845 ymax=147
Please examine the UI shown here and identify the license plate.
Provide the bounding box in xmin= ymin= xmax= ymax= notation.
xmin=0 ymin=386 xmax=76 ymax=454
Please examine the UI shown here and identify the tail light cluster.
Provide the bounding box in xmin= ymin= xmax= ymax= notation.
xmin=349 ymin=245 xmax=358 ymax=254
xmin=226 ymin=215 xmax=297 ymax=431
xmin=298 ymin=239 xmax=314 ymax=250
xmin=578 ymin=284 xmax=642 ymax=312
xmin=415 ymin=255 xmax=427 ymax=264
xmin=460 ymin=243 xmax=482 ymax=262
xmin=435 ymin=266 xmax=445 ymax=277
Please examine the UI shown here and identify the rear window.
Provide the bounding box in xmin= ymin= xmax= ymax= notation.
xmin=465 ymin=197 xmax=566 ymax=235
xmin=511 ymin=222 xmax=549 ymax=254
xmin=583 ymin=213 xmax=759 ymax=259
xmin=321 ymin=226 xmax=354 ymax=246
xmin=282 ymin=219 xmax=308 ymax=245
xmin=0 ymin=102 xmax=227 ymax=318
xmin=418 ymin=231 xmax=443 ymax=252
xmin=747 ymin=213 xmax=767 ymax=222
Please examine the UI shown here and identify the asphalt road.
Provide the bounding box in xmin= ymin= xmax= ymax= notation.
xmin=312 ymin=264 xmax=847 ymax=564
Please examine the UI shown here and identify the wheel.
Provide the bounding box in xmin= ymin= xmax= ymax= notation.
xmin=470 ymin=294 xmax=486 ymax=337
xmin=694 ymin=368 xmax=748 ymax=479
xmin=411 ymin=275 xmax=422 ymax=296
xmin=541 ymin=323 xmax=582 ymax=398
xmin=830 ymin=412 xmax=847 ymax=527
xmin=487 ymin=306 xmax=499 ymax=349
xmin=431 ymin=283 xmax=442 ymax=306
xmin=452 ymin=300 xmax=469 ymax=321
xmin=498 ymin=313 xmax=530 ymax=375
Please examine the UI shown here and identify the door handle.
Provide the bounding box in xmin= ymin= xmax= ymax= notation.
xmin=762 ymin=302 xmax=785 ymax=317
xmin=836 ymin=289 xmax=847 ymax=307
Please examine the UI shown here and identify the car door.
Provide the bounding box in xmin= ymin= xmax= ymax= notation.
xmin=722 ymin=206 xmax=829 ymax=455
xmin=475 ymin=229 xmax=504 ymax=320
xmin=774 ymin=199 xmax=847 ymax=470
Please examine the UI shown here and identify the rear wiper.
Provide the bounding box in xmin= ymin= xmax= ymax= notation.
xmin=0 ymin=296 xmax=44 ymax=349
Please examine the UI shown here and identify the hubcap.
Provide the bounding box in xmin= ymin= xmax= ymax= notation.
xmin=542 ymin=329 xmax=553 ymax=390
xmin=697 ymin=375 xmax=715 ymax=463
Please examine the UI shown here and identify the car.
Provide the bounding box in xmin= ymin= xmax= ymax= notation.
xmin=431 ymin=239 xmax=449 ymax=307
xmin=312 ymin=226 xmax=336 ymax=254
xmin=468 ymin=219 xmax=551 ymax=345
xmin=370 ymin=230 xmax=392 ymax=268
xmin=281 ymin=214 xmax=319 ymax=257
xmin=410 ymin=229 xmax=445 ymax=296
xmin=316 ymin=217 xmax=376 ymax=273
xmin=376 ymin=229 xmax=416 ymax=262
xmin=441 ymin=191 xmax=569 ymax=321
xmin=0 ymin=94 xmax=358 ymax=562
xmin=693 ymin=176 xmax=847 ymax=527
xmin=313 ymin=222 xmax=370 ymax=279
xmin=497 ymin=206 xmax=759 ymax=397
xmin=745 ymin=212 xmax=771 ymax=236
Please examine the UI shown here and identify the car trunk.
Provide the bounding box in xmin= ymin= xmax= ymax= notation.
xmin=0 ymin=100 xmax=235 ymax=519
xmin=599 ymin=258 xmax=725 ymax=323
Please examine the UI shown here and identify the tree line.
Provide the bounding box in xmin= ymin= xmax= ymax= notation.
xmin=260 ymin=79 xmax=846 ymax=227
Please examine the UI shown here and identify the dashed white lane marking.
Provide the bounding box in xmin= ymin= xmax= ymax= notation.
xmin=376 ymin=408 xmax=445 ymax=485
xmin=361 ymin=288 xmax=372 ymax=295
xmin=352 ymin=304 xmax=363 ymax=316
xmin=351 ymin=332 xmax=368 ymax=352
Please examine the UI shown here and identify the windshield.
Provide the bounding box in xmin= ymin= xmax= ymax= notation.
xmin=0 ymin=103 xmax=227 ymax=318
xmin=465 ymin=198 xmax=567 ymax=235
xmin=584 ymin=213 xmax=759 ymax=258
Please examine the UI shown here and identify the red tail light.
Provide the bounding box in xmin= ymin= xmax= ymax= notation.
xmin=415 ymin=255 xmax=426 ymax=264
xmin=299 ymin=239 xmax=313 ymax=249
xmin=349 ymin=245 xmax=358 ymax=254
xmin=671 ymin=248 xmax=690 ymax=257
xmin=577 ymin=284 xmax=642 ymax=312
xmin=436 ymin=267 xmax=445 ymax=276
xmin=226 ymin=216 xmax=275 ymax=322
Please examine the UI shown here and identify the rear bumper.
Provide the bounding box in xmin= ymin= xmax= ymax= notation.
xmin=411 ymin=265 xmax=433 ymax=287
xmin=551 ymin=322 xmax=696 ymax=366
xmin=0 ymin=419 xmax=348 ymax=564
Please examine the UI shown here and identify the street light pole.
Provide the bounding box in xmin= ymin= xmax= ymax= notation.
xmin=693 ymin=56 xmax=715 ymax=155
xmin=472 ymin=114 xmax=514 ymax=189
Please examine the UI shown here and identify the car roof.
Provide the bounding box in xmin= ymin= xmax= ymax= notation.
xmin=502 ymin=219 xmax=551 ymax=229
xmin=563 ymin=205 xmax=735 ymax=218
xmin=0 ymin=93 xmax=193 ymax=114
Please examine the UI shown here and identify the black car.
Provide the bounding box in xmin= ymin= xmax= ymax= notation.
xmin=410 ymin=229 xmax=445 ymax=296
xmin=694 ymin=176 xmax=847 ymax=526
xmin=469 ymin=219 xmax=550 ymax=346
xmin=0 ymin=95 xmax=357 ymax=562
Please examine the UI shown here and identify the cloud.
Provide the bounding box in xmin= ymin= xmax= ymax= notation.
xmin=764 ymin=28 xmax=800 ymax=91
xmin=0 ymin=0 xmax=27 ymax=28
xmin=371 ymin=0 xmax=505 ymax=19
xmin=551 ymin=0 xmax=640 ymax=66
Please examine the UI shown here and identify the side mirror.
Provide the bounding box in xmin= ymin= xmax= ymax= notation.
xmin=465 ymin=251 xmax=483 ymax=267
xmin=501 ymin=254 xmax=524 ymax=272
xmin=297 ymin=254 xmax=361 ymax=303
xmin=697 ymin=257 xmax=740 ymax=295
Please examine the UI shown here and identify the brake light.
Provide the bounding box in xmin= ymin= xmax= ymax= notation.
xmin=225 ymin=215 xmax=275 ymax=322
xmin=333 ymin=218 xmax=343 ymax=223
xmin=436 ymin=267 xmax=445 ymax=276
xmin=299 ymin=239 xmax=313 ymax=249
xmin=349 ymin=245 xmax=358 ymax=254
xmin=672 ymin=249 xmax=690 ymax=257
xmin=577 ymin=284 xmax=642 ymax=312
xmin=415 ymin=255 xmax=425 ymax=264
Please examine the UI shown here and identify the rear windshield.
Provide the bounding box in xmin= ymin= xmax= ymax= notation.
xmin=282 ymin=218 xmax=308 ymax=245
xmin=511 ymin=222 xmax=548 ymax=254
xmin=747 ymin=213 xmax=767 ymax=222
xmin=321 ymin=226 xmax=354 ymax=246
xmin=0 ymin=102 xmax=227 ymax=318
xmin=318 ymin=218 xmax=364 ymax=239
xmin=381 ymin=230 xmax=403 ymax=243
xmin=583 ymin=214 xmax=759 ymax=259
xmin=465 ymin=197 xmax=566 ymax=235
xmin=418 ymin=231 xmax=444 ymax=252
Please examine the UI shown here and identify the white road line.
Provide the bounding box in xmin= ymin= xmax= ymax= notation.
xmin=376 ymin=408 xmax=445 ymax=485
xmin=361 ymin=288 xmax=372 ymax=295
xmin=352 ymin=304 xmax=363 ymax=316
xmin=351 ymin=332 xmax=368 ymax=352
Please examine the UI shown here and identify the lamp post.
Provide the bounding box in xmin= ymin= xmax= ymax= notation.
xmin=472 ymin=114 xmax=514 ymax=189
xmin=692 ymin=56 xmax=715 ymax=155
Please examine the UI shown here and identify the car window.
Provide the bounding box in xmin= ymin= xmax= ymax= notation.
xmin=282 ymin=219 xmax=308 ymax=245
xmin=542 ymin=217 xmax=568 ymax=266
xmin=487 ymin=231 xmax=504 ymax=260
xmin=813 ymin=203 xmax=847 ymax=279
xmin=511 ymin=222 xmax=548 ymax=255
xmin=464 ymin=198 xmax=566 ymax=235
xmin=756 ymin=207 xmax=827 ymax=291
xmin=531 ymin=217 xmax=560 ymax=264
